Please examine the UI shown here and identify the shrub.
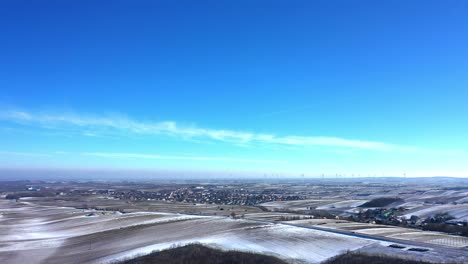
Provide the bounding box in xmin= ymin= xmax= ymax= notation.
xmin=325 ymin=251 xmax=432 ymax=264
xmin=118 ymin=243 xmax=287 ymax=264
xmin=359 ymin=198 xmax=403 ymax=208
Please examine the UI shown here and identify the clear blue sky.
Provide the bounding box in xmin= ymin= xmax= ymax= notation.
xmin=1 ymin=1 xmax=467 ymax=177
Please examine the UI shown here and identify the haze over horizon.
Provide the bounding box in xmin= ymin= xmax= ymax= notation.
xmin=1 ymin=1 xmax=468 ymax=178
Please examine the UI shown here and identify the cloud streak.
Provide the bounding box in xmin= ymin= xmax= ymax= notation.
xmin=0 ymin=151 xmax=51 ymax=157
xmin=0 ymin=109 xmax=411 ymax=151
xmin=0 ymin=150 xmax=284 ymax=164
xmin=82 ymin=152 xmax=286 ymax=163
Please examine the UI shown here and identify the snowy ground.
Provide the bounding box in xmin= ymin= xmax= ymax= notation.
xmin=0 ymin=200 xmax=466 ymax=264
xmin=403 ymin=203 xmax=468 ymax=222
xmin=285 ymin=218 xmax=468 ymax=249
xmin=315 ymin=200 xmax=367 ymax=210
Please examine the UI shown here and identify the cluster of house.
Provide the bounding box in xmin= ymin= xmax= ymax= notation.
xmin=106 ymin=187 xmax=302 ymax=206
xmin=353 ymin=207 xmax=405 ymax=225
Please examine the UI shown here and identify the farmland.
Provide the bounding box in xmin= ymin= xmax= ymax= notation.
xmin=1 ymin=178 xmax=467 ymax=263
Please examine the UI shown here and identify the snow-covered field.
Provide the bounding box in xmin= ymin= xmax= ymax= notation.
xmin=260 ymin=199 xmax=345 ymax=211
xmin=0 ymin=200 xmax=466 ymax=264
xmin=403 ymin=204 xmax=468 ymax=222
xmin=285 ymin=218 xmax=468 ymax=249
xmin=97 ymin=223 xmax=375 ymax=264
xmin=260 ymin=188 xmax=468 ymax=223
xmin=315 ymin=200 xmax=367 ymax=210
xmin=1 ymin=200 xmax=367 ymax=263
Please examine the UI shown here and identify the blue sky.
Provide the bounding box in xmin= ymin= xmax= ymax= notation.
xmin=1 ymin=1 xmax=467 ymax=177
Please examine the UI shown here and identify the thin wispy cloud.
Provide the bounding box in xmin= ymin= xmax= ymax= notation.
xmin=0 ymin=109 xmax=412 ymax=151
xmin=0 ymin=151 xmax=51 ymax=157
xmin=0 ymin=150 xmax=284 ymax=164
xmin=82 ymin=152 xmax=286 ymax=164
